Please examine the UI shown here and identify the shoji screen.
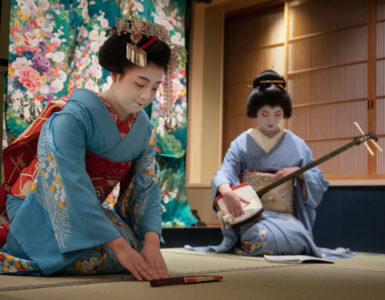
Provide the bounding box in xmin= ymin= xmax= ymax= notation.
xmin=287 ymin=0 xmax=370 ymax=178
xmin=223 ymin=0 xmax=383 ymax=179
xmin=223 ymin=5 xmax=285 ymax=156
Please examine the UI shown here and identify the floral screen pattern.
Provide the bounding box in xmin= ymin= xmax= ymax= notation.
xmin=4 ymin=0 xmax=197 ymax=226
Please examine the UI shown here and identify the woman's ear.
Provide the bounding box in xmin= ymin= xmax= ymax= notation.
xmin=111 ymin=72 xmax=118 ymax=83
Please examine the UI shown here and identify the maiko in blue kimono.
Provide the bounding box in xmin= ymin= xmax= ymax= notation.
xmin=0 ymin=16 xmax=185 ymax=280
xmin=2 ymin=89 xmax=162 ymax=275
xmin=186 ymin=70 xmax=352 ymax=259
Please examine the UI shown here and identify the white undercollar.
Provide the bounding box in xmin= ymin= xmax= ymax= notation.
xmin=247 ymin=127 xmax=286 ymax=153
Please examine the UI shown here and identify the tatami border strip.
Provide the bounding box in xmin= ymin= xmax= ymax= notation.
xmin=0 ymin=277 xmax=134 ymax=292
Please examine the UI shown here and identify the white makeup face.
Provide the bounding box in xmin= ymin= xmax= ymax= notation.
xmin=110 ymin=62 xmax=164 ymax=116
xmin=256 ymin=105 xmax=284 ymax=132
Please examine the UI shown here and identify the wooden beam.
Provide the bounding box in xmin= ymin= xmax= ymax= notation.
xmin=288 ymin=60 xmax=368 ymax=76
xmin=367 ymin=0 xmax=377 ymax=177
xmin=289 ymin=23 xmax=367 ymax=42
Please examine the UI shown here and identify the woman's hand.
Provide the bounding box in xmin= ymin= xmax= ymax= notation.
xmin=222 ymin=190 xmax=246 ymax=218
xmin=274 ymin=167 xmax=301 ymax=180
xmin=141 ymin=232 xmax=168 ymax=279
xmin=219 ymin=184 xmax=246 ymax=218
xmin=106 ymin=237 xmax=156 ymax=281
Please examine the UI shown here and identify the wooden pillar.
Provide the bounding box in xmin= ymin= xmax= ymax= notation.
xmin=367 ymin=0 xmax=377 ymax=177
xmin=284 ymin=1 xmax=290 ymax=129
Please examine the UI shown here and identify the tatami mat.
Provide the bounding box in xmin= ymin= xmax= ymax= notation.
xmin=0 ymin=249 xmax=384 ymax=300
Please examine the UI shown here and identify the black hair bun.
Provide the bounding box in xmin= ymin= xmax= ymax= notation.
xmin=247 ymin=70 xmax=291 ymax=118
xmin=98 ymin=33 xmax=171 ymax=73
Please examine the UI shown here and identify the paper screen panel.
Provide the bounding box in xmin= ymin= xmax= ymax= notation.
xmin=289 ymin=0 xmax=368 ymax=39
xmin=307 ymin=139 xmax=368 ymax=175
xmin=289 ymin=25 xmax=367 ymax=72
xmin=288 ymin=64 xmax=367 ymax=106
xmin=376 ymin=98 xmax=385 ymax=135
xmin=377 ymin=22 xmax=385 ymax=59
xmin=378 ymin=60 xmax=385 ymax=97
xmin=288 ymin=101 xmax=367 ymax=140
xmin=376 ymin=137 xmax=385 ymax=174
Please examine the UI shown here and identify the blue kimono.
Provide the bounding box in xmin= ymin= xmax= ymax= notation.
xmin=187 ymin=129 xmax=352 ymax=259
xmin=0 ymin=89 xmax=163 ymax=275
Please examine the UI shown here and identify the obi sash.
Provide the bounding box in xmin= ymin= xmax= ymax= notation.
xmin=1 ymin=100 xmax=67 ymax=214
xmin=85 ymin=151 xmax=132 ymax=201
xmin=240 ymin=170 xmax=295 ymax=215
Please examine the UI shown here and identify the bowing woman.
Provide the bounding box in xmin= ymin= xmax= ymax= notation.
xmin=188 ymin=70 xmax=352 ymax=259
xmin=0 ymin=17 xmax=184 ymax=279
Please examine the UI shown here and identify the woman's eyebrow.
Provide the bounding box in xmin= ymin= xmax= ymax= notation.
xmin=138 ymin=76 xmax=150 ymax=82
xmin=138 ymin=76 xmax=162 ymax=84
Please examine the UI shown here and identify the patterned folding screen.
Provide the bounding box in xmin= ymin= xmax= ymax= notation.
xmin=4 ymin=0 xmax=196 ymax=226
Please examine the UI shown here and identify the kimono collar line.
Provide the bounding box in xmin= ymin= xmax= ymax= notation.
xmin=247 ymin=127 xmax=286 ymax=153
xmin=68 ymin=88 xmax=147 ymax=149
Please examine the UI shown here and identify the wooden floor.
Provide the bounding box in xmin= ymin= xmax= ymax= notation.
xmin=1 ymin=249 xmax=385 ymax=300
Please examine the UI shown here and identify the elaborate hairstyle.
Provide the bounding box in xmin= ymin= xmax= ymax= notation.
xmin=98 ymin=17 xmax=186 ymax=118
xmin=98 ymin=33 xmax=171 ymax=73
xmin=247 ymin=69 xmax=292 ymax=118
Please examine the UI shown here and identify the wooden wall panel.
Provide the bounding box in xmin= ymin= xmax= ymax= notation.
xmin=378 ymin=0 xmax=385 ymax=20
xmin=222 ymin=115 xmax=258 ymax=154
xmin=224 ymin=47 xmax=285 ymax=86
xmin=223 ymin=5 xmax=285 ymax=158
xmin=223 ymin=84 xmax=251 ymax=117
xmin=226 ymin=10 xmax=284 ymax=53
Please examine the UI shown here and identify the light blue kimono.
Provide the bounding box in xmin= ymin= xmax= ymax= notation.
xmin=0 ymin=89 xmax=163 ymax=275
xmin=186 ymin=130 xmax=353 ymax=259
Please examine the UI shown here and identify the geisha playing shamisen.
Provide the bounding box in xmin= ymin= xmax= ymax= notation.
xmin=186 ymin=70 xmax=353 ymax=259
xmin=0 ymin=17 xmax=185 ymax=279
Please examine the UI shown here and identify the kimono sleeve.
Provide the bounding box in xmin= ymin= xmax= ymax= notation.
xmin=42 ymin=111 xmax=121 ymax=254
xmin=211 ymin=136 xmax=244 ymax=204
xmin=300 ymin=143 xmax=329 ymax=210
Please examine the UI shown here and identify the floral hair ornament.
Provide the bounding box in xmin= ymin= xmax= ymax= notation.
xmin=106 ymin=16 xmax=187 ymax=119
